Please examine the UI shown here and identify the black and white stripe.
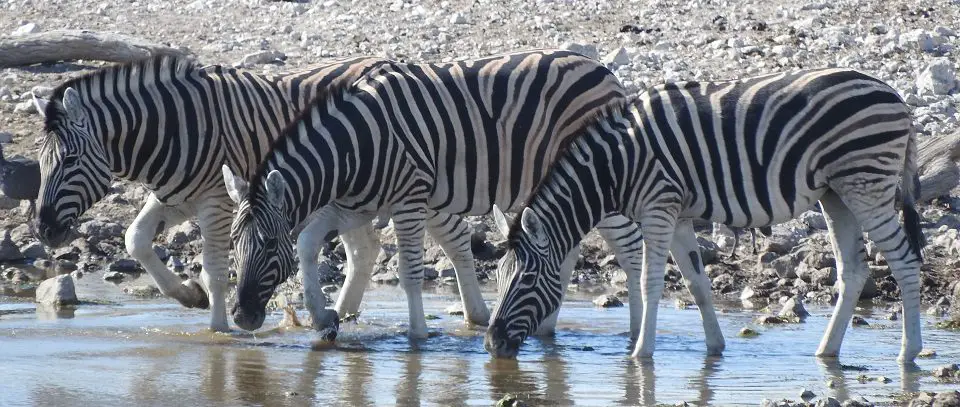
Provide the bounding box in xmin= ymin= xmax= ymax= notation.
xmin=32 ymin=55 xmax=387 ymax=331
xmin=225 ymin=49 xmax=657 ymax=339
xmin=487 ymin=67 xmax=926 ymax=363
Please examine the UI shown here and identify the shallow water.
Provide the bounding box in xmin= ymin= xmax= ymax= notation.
xmin=1 ymin=275 xmax=959 ymax=407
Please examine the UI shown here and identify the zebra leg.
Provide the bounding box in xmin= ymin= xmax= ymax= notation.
xmin=125 ymin=195 xmax=211 ymax=311
xmin=195 ymin=197 xmax=233 ymax=332
xmin=425 ymin=212 xmax=490 ymax=326
xmin=833 ymin=191 xmax=923 ymax=363
xmin=393 ymin=207 xmax=430 ymax=339
xmin=631 ymin=213 xmax=678 ymax=359
xmin=670 ymin=219 xmax=725 ymax=356
xmin=595 ymin=215 xmax=644 ymax=343
xmin=333 ymin=223 xmax=380 ymax=319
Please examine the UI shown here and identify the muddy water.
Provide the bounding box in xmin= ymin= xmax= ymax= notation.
xmin=1 ymin=275 xmax=959 ymax=407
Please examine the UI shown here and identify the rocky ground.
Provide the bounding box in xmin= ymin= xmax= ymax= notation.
xmin=1 ymin=0 xmax=960 ymax=395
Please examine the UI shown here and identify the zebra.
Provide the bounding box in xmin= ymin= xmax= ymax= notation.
xmin=29 ymin=55 xmax=399 ymax=332
xmin=221 ymin=49 xmax=707 ymax=341
xmin=485 ymin=67 xmax=926 ymax=364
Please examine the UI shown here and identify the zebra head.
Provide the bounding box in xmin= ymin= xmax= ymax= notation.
xmin=485 ymin=205 xmax=562 ymax=359
xmin=222 ymin=165 xmax=297 ymax=331
xmin=32 ymin=88 xmax=112 ymax=248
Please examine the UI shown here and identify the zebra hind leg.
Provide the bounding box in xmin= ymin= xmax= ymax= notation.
xmin=670 ymin=219 xmax=725 ymax=356
xmin=596 ymin=215 xmax=644 ymax=343
xmin=425 ymin=212 xmax=490 ymax=326
xmin=125 ymin=196 xmax=214 ymax=321
xmin=815 ymin=191 xmax=871 ymax=359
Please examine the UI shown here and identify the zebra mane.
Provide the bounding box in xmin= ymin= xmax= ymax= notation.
xmin=504 ymin=93 xmax=638 ymax=248
xmin=42 ymin=54 xmax=202 ymax=133
xmin=248 ymin=60 xmax=391 ymax=200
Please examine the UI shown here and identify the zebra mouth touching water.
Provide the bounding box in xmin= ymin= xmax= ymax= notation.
xmin=33 ymin=208 xmax=78 ymax=248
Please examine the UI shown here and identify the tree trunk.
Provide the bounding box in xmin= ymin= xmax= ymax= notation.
xmin=0 ymin=30 xmax=191 ymax=68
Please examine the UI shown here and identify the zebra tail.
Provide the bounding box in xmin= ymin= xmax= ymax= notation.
xmin=901 ymin=131 xmax=926 ymax=261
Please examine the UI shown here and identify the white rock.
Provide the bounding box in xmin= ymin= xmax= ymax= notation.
xmin=449 ymin=12 xmax=467 ymax=24
xmin=917 ymin=59 xmax=958 ymax=96
xmin=0 ymin=87 xmax=10 ymax=101
xmin=36 ymin=275 xmax=78 ymax=307
xmin=771 ymin=45 xmax=795 ymax=57
xmin=13 ymin=100 xmax=37 ymax=115
xmin=602 ymin=47 xmax=630 ymax=67
xmin=899 ymin=29 xmax=939 ymax=53
xmin=12 ymin=23 xmax=38 ymax=36
xmin=800 ymin=211 xmax=828 ymax=230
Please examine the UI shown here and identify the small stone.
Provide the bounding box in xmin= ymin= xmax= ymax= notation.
xmin=740 ymin=286 xmax=757 ymax=301
xmin=13 ymin=100 xmax=37 ymax=115
xmin=237 ymin=50 xmax=286 ymax=67
xmin=123 ymin=285 xmax=161 ymax=298
xmin=445 ymin=302 xmax=464 ymax=316
xmin=876 ymin=376 xmax=891 ymax=384
xmin=109 ymin=259 xmax=143 ymax=273
xmin=738 ymin=327 xmax=759 ymax=337
xmin=103 ymin=271 xmax=125 ymax=281
xmin=918 ymin=349 xmax=937 ymax=358
xmin=800 ymin=211 xmax=828 ymax=230
xmin=496 ymin=393 xmax=527 ymax=407
xmin=800 ymin=388 xmax=816 ymax=400
xmin=371 ymin=271 xmax=399 ymax=284
xmin=449 ymin=12 xmax=468 ymax=24
xmin=12 ymin=23 xmax=38 ymax=36
xmin=0 ymin=131 xmax=12 ymax=143
xmin=755 ymin=315 xmax=787 ymax=325
xmin=593 ymin=294 xmax=624 ymax=308
xmin=601 ymin=47 xmax=630 ymax=67
xmin=918 ymin=58 xmax=958 ymax=96
xmin=778 ymin=296 xmax=810 ymax=322
xmin=816 ymin=397 xmax=842 ymax=407
xmin=321 ymin=285 xmax=338 ymax=294
xmin=851 ymin=316 xmax=868 ymax=326
xmin=932 ymin=364 xmax=959 ymax=378
xmin=35 ymin=275 xmax=78 ymax=307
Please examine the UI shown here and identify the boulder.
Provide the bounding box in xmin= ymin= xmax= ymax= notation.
xmin=35 ymin=275 xmax=78 ymax=307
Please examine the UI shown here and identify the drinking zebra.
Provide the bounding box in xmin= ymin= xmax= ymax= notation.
xmin=30 ymin=55 xmax=394 ymax=332
xmin=486 ymin=67 xmax=926 ymax=363
xmin=222 ymin=49 xmax=702 ymax=340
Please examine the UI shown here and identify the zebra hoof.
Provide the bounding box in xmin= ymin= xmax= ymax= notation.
xmin=177 ymin=280 xmax=210 ymax=309
xmin=311 ymin=309 xmax=340 ymax=341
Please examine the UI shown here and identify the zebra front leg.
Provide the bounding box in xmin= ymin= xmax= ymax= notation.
xmin=196 ymin=198 xmax=233 ymax=332
xmin=596 ymin=215 xmax=644 ymax=343
xmin=425 ymin=212 xmax=490 ymax=326
xmin=334 ymin=223 xmax=380 ymax=319
xmin=125 ymin=195 xmax=211 ymax=311
xmin=670 ymin=219 xmax=724 ymax=356
xmin=632 ymin=213 xmax=678 ymax=359
xmin=393 ymin=207 xmax=430 ymax=339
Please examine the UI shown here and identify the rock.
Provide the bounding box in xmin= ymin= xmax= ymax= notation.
xmin=932 ymin=391 xmax=960 ymax=407
xmin=842 ymin=397 xmax=874 ymax=407
xmin=445 ymin=302 xmax=464 ymax=316
xmin=237 ymin=50 xmax=286 ymax=68
xmin=103 ymin=271 xmax=125 ymax=281
xmin=913 ymin=392 xmax=936 ymax=407
xmin=449 ymin=12 xmax=468 ymax=24
xmin=769 ymin=254 xmax=800 ymax=279
xmin=932 ymin=364 xmax=959 ymax=378
xmin=602 ymin=47 xmax=630 ymax=67
xmin=560 ymin=42 xmax=599 ymax=61
xmin=19 ymin=242 xmax=47 ymax=259
xmin=371 ymin=270 xmax=399 ymax=284
xmin=0 ymin=131 xmax=12 ymax=143
xmin=35 ymin=275 xmax=78 ymax=307
xmin=800 ymin=211 xmax=828 ymax=230
xmin=12 ymin=23 xmax=38 ymax=36
xmin=817 ymin=397 xmax=842 ymax=407
xmin=738 ymin=327 xmax=759 ymax=337
xmin=712 ymin=223 xmax=736 ymax=251
xmin=321 ymin=285 xmax=337 ymax=294
xmin=814 ymin=267 xmax=837 ymax=286
xmin=0 ymin=229 xmax=23 ymax=261
xmin=900 ymin=29 xmax=939 ymax=53
xmin=30 ymin=85 xmax=53 ymax=98
xmin=740 ymin=286 xmax=757 ymax=301
xmin=496 ymin=393 xmax=527 ymax=407
xmin=14 ymin=100 xmax=37 ymax=115
xmin=851 ymin=315 xmax=868 ymax=326
xmin=755 ymin=315 xmax=787 ymax=325
xmin=778 ymin=297 xmax=810 ymax=322
xmin=800 ymin=388 xmax=816 ymax=400
xmin=697 ymin=237 xmax=719 ymax=265
xmin=123 ymin=285 xmax=161 ymax=298
xmin=166 ymin=221 xmax=201 ymax=246
xmin=593 ymin=294 xmax=623 ymax=308
xmin=918 ymin=349 xmax=937 ymax=358
xmin=859 ymin=277 xmax=880 ymax=300
xmin=77 ymin=219 xmax=125 ymax=242
xmin=109 ymin=259 xmax=142 ymax=273
xmin=423 ymin=267 xmax=439 ymax=280
xmin=918 ymin=59 xmax=958 ymax=96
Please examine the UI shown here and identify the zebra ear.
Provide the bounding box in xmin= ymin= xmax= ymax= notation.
xmin=520 ymin=207 xmax=548 ymax=247
xmin=32 ymin=93 xmax=49 ymax=118
xmin=221 ymin=165 xmax=248 ymax=204
xmin=61 ymin=87 xmax=84 ymax=119
xmin=492 ymin=205 xmax=513 ymax=238
xmin=265 ymin=170 xmax=287 ymax=211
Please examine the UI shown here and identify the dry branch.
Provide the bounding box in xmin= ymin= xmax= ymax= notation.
xmin=0 ymin=29 xmax=191 ymax=68
xmin=917 ymin=131 xmax=960 ymax=203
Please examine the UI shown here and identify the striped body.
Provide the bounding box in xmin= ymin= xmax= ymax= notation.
xmin=229 ymin=49 xmax=649 ymax=339
xmin=487 ymin=68 xmax=926 ymax=363
xmin=32 ymin=56 xmax=388 ymax=331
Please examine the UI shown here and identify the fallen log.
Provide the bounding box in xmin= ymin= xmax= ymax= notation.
xmin=0 ymin=29 xmax=191 ymax=68
xmin=917 ymin=131 xmax=960 ymax=203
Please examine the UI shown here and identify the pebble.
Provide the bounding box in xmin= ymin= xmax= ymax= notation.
xmin=102 ymin=271 xmax=125 ymax=282
xmin=445 ymin=302 xmax=464 ymax=316
xmin=109 ymin=259 xmax=143 ymax=273
xmin=800 ymin=388 xmax=816 ymax=400
xmin=918 ymin=349 xmax=937 ymax=358
xmin=593 ymin=294 xmax=623 ymax=308
xmin=738 ymin=327 xmax=759 ymax=337
xmin=851 ymin=316 xmax=869 ymax=326
xmin=35 ymin=275 xmax=78 ymax=307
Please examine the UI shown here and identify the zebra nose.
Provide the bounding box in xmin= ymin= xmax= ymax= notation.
xmin=35 ymin=206 xmax=68 ymax=247
xmin=231 ymin=299 xmax=266 ymax=331
xmin=484 ymin=319 xmax=521 ymax=359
